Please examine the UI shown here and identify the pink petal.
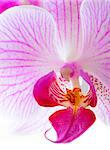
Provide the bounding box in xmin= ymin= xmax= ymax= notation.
xmin=90 ymin=76 xmax=110 ymax=126
xmin=33 ymin=71 xmax=59 ymax=107
xmin=79 ymin=0 xmax=110 ymax=88
xmin=27 ymin=0 xmax=41 ymax=5
xmin=0 ymin=6 xmax=63 ymax=129
xmin=0 ymin=0 xmax=19 ymax=13
xmin=41 ymin=0 xmax=83 ymax=60
xmin=46 ymin=107 xmax=96 ymax=143
xmin=80 ymin=70 xmax=97 ymax=107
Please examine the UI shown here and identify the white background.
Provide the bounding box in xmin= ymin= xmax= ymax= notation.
xmin=0 ymin=118 xmax=110 ymax=150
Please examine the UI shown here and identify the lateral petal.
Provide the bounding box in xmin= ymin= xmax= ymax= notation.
xmin=79 ymin=0 xmax=110 ymax=88
xmin=33 ymin=71 xmax=59 ymax=107
xmin=0 ymin=6 xmax=63 ymax=128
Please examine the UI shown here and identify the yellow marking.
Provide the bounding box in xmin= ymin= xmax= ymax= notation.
xmin=64 ymin=88 xmax=89 ymax=113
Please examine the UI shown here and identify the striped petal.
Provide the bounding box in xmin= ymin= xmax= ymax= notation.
xmin=0 ymin=6 xmax=63 ymax=130
xmin=41 ymin=0 xmax=83 ymax=60
xmin=0 ymin=0 xmax=19 ymax=13
xmin=79 ymin=0 xmax=110 ymax=88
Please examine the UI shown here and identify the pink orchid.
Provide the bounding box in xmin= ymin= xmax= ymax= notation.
xmin=0 ymin=0 xmax=110 ymax=143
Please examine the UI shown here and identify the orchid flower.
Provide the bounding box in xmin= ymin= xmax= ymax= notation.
xmin=0 ymin=0 xmax=110 ymax=143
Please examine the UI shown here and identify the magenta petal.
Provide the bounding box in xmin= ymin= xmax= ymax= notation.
xmin=0 ymin=0 xmax=19 ymax=13
xmin=46 ymin=108 xmax=96 ymax=143
xmin=33 ymin=71 xmax=59 ymax=107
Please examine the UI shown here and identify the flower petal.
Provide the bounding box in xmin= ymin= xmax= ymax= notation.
xmin=41 ymin=0 xmax=83 ymax=60
xmin=46 ymin=107 xmax=96 ymax=143
xmin=27 ymin=0 xmax=41 ymax=5
xmin=80 ymin=70 xmax=97 ymax=107
xmin=0 ymin=0 xmax=19 ymax=13
xmin=90 ymin=76 xmax=110 ymax=126
xmin=33 ymin=71 xmax=59 ymax=107
xmin=79 ymin=0 xmax=110 ymax=88
xmin=0 ymin=5 xmax=63 ymax=125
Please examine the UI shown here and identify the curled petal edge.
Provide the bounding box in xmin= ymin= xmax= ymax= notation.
xmin=45 ymin=108 xmax=96 ymax=143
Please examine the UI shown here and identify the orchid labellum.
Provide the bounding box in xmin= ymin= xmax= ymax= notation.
xmin=0 ymin=0 xmax=110 ymax=143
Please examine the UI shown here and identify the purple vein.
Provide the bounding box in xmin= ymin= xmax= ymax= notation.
xmin=63 ymin=0 xmax=66 ymax=40
xmin=0 ymin=49 xmax=38 ymax=58
xmin=69 ymin=0 xmax=73 ymax=42
xmin=0 ymin=75 xmax=36 ymax=86
xmin=0 ymin=22 xmax=20 ymax=41
xmin=55 ymin=0 xmax=63 ymax=45
xmin=0 ymin=40 xmax=37 ymax=52
xmin=76 ymin=0 xmax=80 ymax=49
xmin=98 ymin=30 xmax=110 ymax=43
xmin=0 ymin=65 xmax=36 ymax=70
xmin=0 ymin=70 xmax=38 ymax=78
xmin=0 ymin=58 xmax=37 ymax=61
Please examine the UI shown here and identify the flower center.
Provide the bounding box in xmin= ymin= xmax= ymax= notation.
xmin=49 ymin=63 xmax=91 ymax=113
xmin=59 ymin=63 xmax=91 ymax=112
xmin=65 ymin=88 xmax=90 ymax=112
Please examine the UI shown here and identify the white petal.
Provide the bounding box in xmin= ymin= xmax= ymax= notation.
xmin=0 ymin=5 xmax=63 ymax=132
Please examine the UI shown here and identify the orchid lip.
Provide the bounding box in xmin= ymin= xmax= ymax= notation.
xmin=49 ymin=79 xmax=92 ymax=113
xmin=50 ymin=64 xmax=95 ymax=112
xmin=37 ymin=67 xmax=97 ymax=143
xmin=48 ymin=63 xmax=96 ymax=112
xmin=34 ymin=63 xmax=96 ymax=117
